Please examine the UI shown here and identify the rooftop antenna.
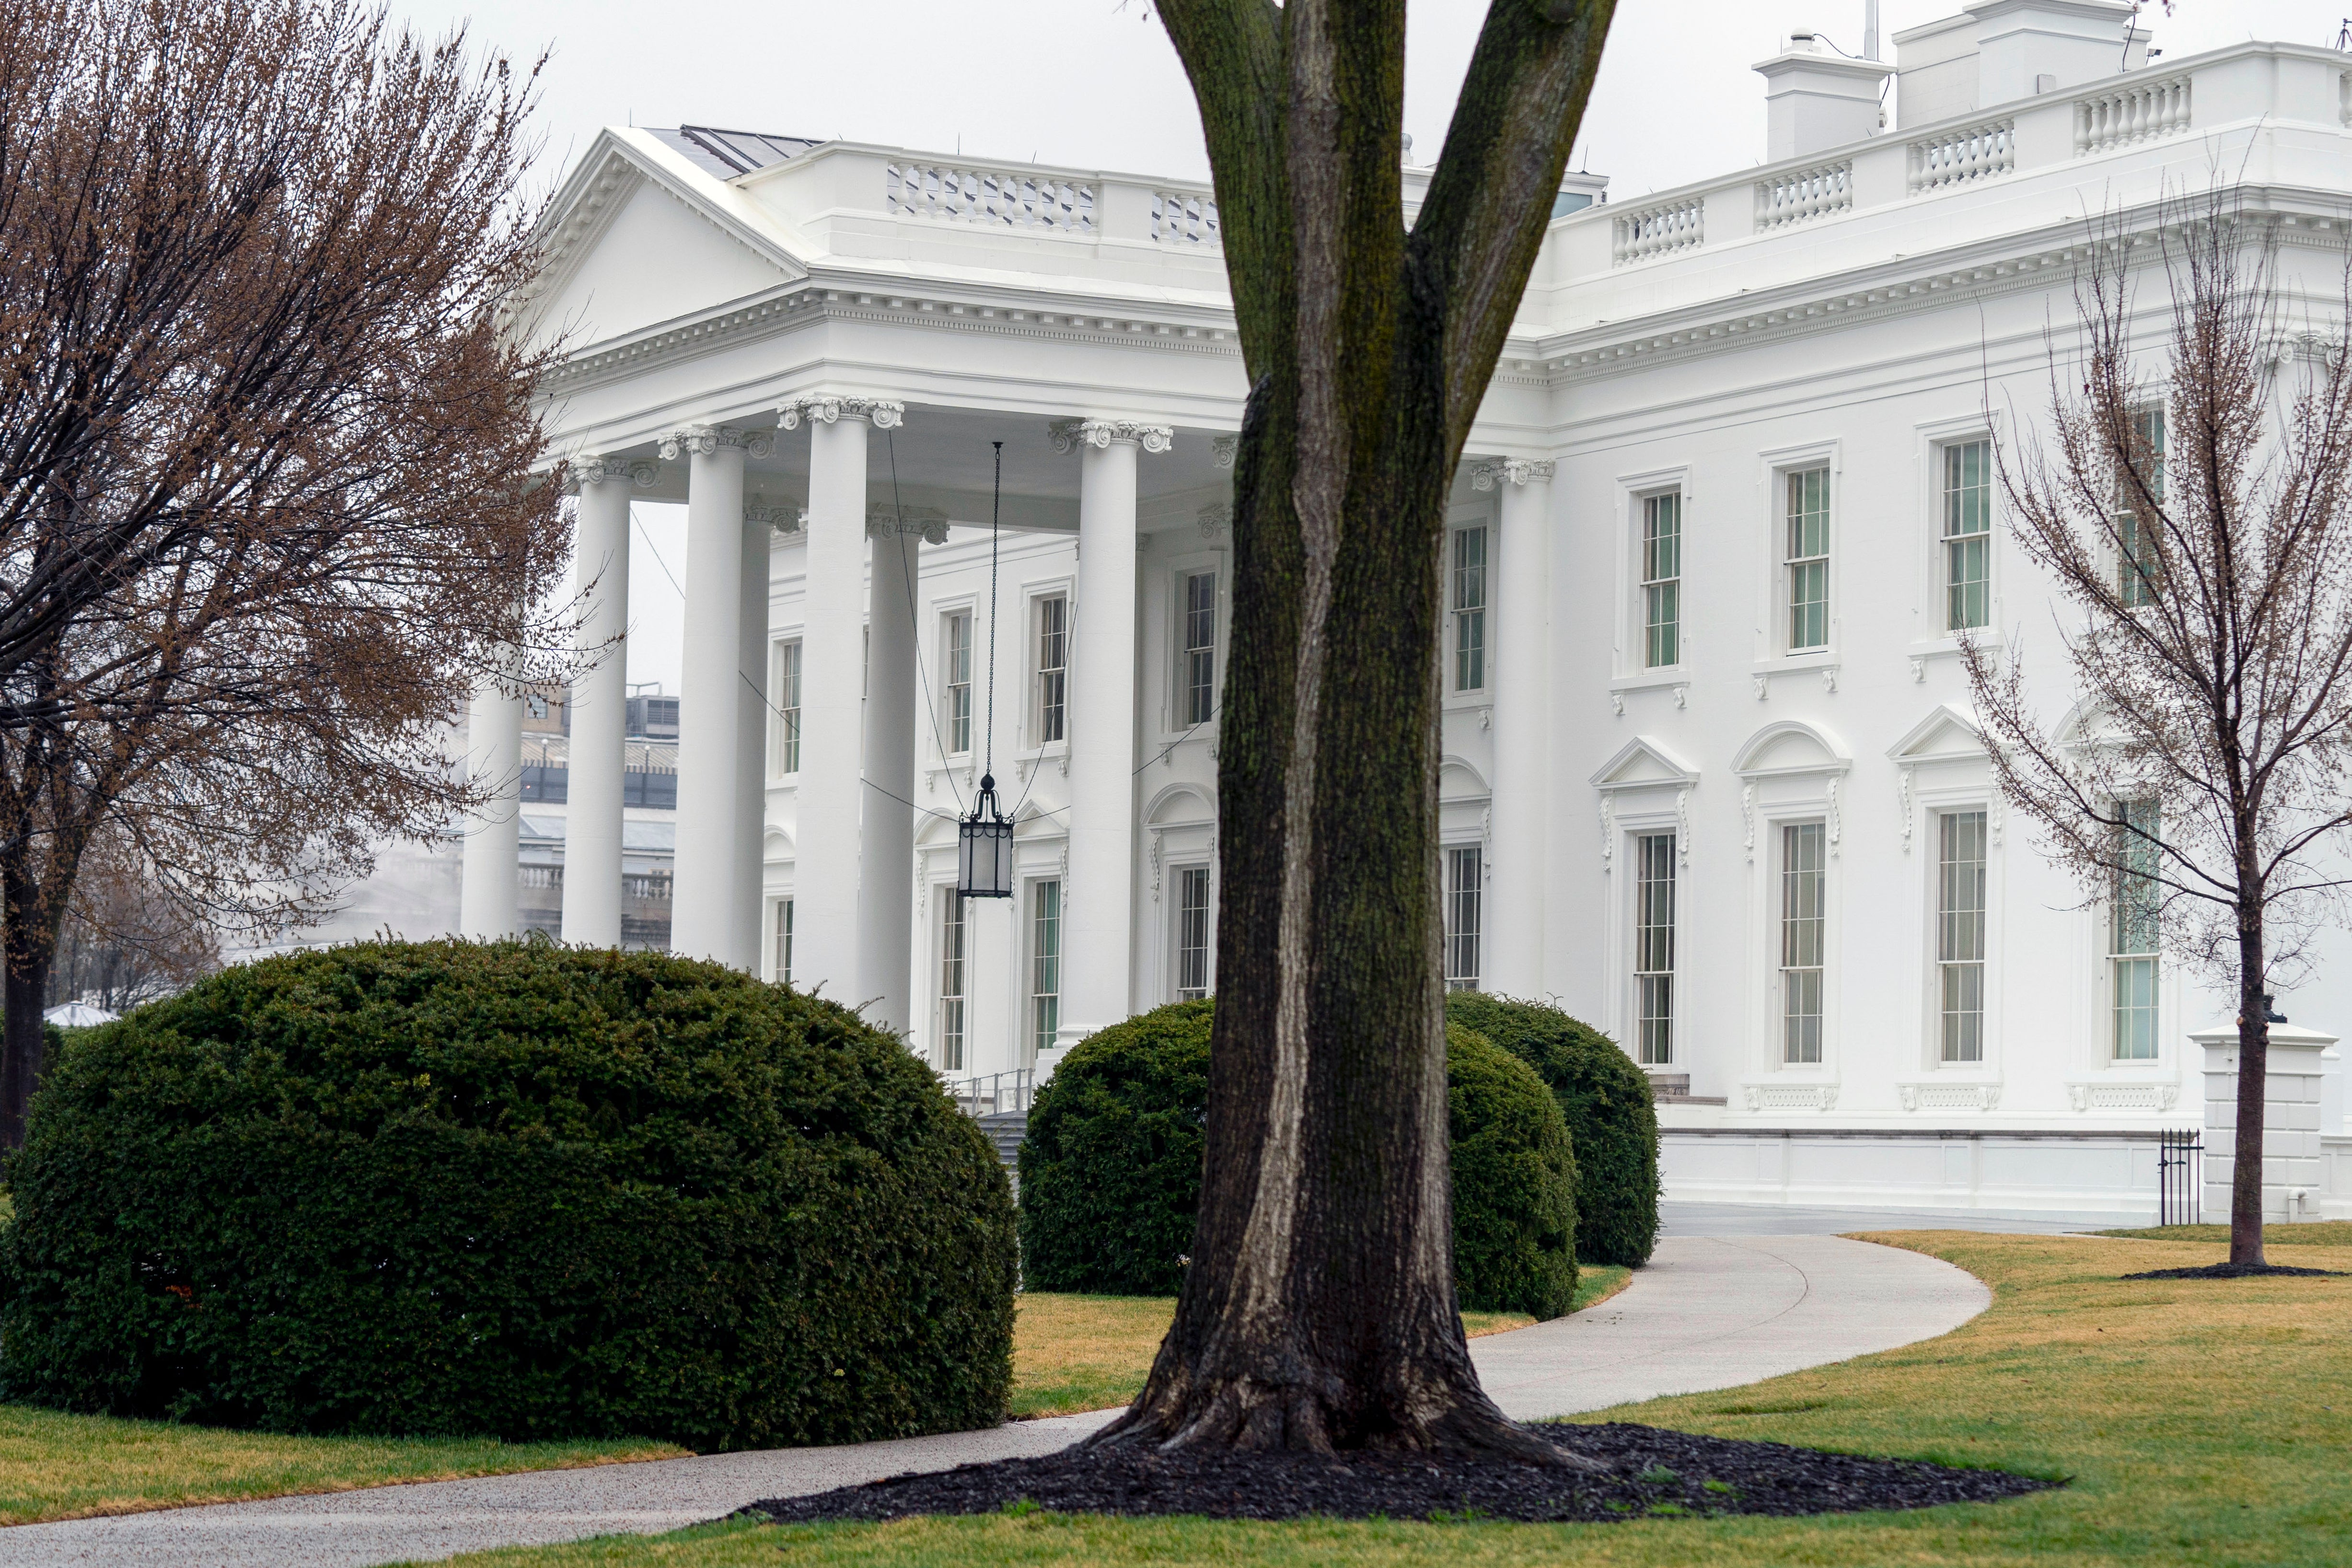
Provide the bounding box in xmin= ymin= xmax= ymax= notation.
xmin=1864 ymin=0 xmax=1880 ymax=60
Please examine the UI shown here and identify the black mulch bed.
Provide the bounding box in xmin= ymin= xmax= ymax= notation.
xmin=746 ymin=1422 xmax=2055 ymax=1526
xmin=2124 ymin=1262 xmax=2348 ymax=1280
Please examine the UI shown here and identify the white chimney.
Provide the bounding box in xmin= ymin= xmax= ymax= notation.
xmin=1753 ymin=34 xmax=1892 ymax=163
xmin=1894 ymin=0 xmax=2146 ymax=130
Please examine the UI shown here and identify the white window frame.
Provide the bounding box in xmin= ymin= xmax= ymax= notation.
xmin=1631 ymin=829 xmax=1678 ymax=1066
xmin=1610 ymin=465 xmax=1692 ymax=692
xmin=2113 ymin=404 xmax=2167 ymax=609
xmin=1021 ymin=580 xmax=1075 ymax=756
xmin=936 ymin=884 xmax=969 ymax=1073
xmin=939 ymin=605 xmax=975 ymax=758
xmin=1171 ymin=861 xmax=1215 ymax=1001
xmin=1449 ymin=521 xmax=1490 ymax=697
xmin=1443 ymin=840 xmax=1483 ymax=992
xmin=2109 ymin=799 xmax=2161 ymax=1062
xmin=1909 ymin=414 xmax=2001 ymax=674
xmin=1028 ymin=875 xmax=1063 ymax=1066
xmin=766 ymin=895 xmax=795 ymax=985
xmin=1777 ymin=819 xmax=1827 ymax=1064
xmin=769 ymin=636 xmax=803 ymax=778
xmin=1932 ymin=807 xmax=1991 ymax=1066
xmin=1176 ymin=566 xmax=1220 ymax=729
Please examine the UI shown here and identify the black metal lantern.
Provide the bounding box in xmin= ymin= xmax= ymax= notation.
xmin=958 ymin=774 xmax=1015 ymax=898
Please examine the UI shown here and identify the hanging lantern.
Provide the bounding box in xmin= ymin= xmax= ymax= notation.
xmin=958 ymin=773 xmax=1015 ymax=898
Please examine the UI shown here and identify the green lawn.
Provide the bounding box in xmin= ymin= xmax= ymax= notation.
xmin=2095 ymin=1220 xmax=2352 ymax=1247
xmin=425 ymin=1231 xmax=2352 ymax=1568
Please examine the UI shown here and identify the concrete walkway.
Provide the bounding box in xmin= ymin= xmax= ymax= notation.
xmin=0 ymin=1234 xmax=1989 ymax=1568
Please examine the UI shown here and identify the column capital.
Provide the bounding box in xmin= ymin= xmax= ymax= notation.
xmin=1212 ymin=434 xmax=1239 ymax=468
xmin=866 ymin=505 xmax=950 ymax=545
xmin=778 ymin=394 xmax=904 ymax=430
xmin=574 ymin=455 xmax=658 ymax=490
xmin=746 ymin=499 xmax=805 ymax=535
xmin=659 ymin=425 xmax=773 ymax=461
xmin=1049 ymin=417 xmax=1173 ymax=455
xmin=1196 ymin=502 xmax=1230 ymax=539
xmin=1470 ymin=457 xmax=1556 ymax=490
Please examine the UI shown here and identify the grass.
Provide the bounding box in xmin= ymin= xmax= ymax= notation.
xmin=0 ymin=1406 xmax=680 ymax=1526
xmin=1010 ymin=1266 xmax=1634 ymax=1419
xmin=2095 ymin=1220 xmax=2352 ymax=1247
xmin=428 ymin=1231 xmax=2352 ymax=1568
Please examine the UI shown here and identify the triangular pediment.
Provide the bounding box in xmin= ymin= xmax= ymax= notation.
xmin=1732 ymin=719 xmax=1850 ymax=778
xmin=1590 ymin=736 xmax=1698 ymax=791
xmin=526 ymin=130 xmax=808 ymax=349
xmin=1887 ymin=703 xmax=1986 ymax=763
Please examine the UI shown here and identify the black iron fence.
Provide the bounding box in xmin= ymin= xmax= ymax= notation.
xmin=2157 ymin=1129 xmax=2202 ymax=1226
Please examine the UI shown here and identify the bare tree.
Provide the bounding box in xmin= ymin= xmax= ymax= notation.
xmin=47 ymin=829 xmax=220 ymax=1015
xmin=1090 ymin=0 xmax=1614 ymax=1461
xmin=0 ymin=0 xmax=570 ymax=1143
xmin=1968 ymin=198 xmax=2352 ymax=1268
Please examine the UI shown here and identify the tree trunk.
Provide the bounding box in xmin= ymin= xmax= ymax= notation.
xmin=0 ymin=871 xmax=58 ymax=1150
xmin=2230 ymin=910 xmax=2267 ymax=1266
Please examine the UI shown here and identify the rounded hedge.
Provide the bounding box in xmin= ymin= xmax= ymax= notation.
xmin=1018 ymin=1003 xmax=1579 ymax=1318
xmin=1443 ymin=992 xmax=1660 ymax=1266
xmin=0 ymin=939 xmax=1018 ymax=1449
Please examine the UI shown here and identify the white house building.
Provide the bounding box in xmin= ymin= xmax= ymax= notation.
xmin=453 ymin=1 xmax=2352 ymax=1221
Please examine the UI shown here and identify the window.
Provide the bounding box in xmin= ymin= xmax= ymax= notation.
xmin=1936 ymin=811 xmax=1988 ymax=1062
xmin=1943 ymin=439 xmax=1993 ymax=631
xmin=1785 ymin=468 xmax=1830 ymax=651
xmin=1031 ymin=879 xmax=1062 ymax=1060
xmin=1035 ymin=594 xmax=1068 ymax=744
xmin=1445 ymin=845 xmax=1482 ymax=992
xmin=1634 ymin=832 xmax=1675 ymax=1064
xmin=1642 ymin=493 xmax=1681 ymax=668
xmin=1180 ymin=571 xmax=1217 ymax=726
xmin=1780 ymin=822 xmax=1825 ymax=1063
xmin=937 ymin=890 xmax=967 ymax=1072
xmin=1452 ymin=526 xmax=1488 ymax=691
xmin=943 ymin=612 xmax=973 ymax=755
xmin=2111 ymin=799 xmax=2160 ymax=1060
xmin=775 ymin=640 xmax=802 ymax=774
xmin=525 ymin=693 xmax=550 ymax=721
xmin=1176 ymin=866 xmax=1212 ymax=1000
xmin=773 ymin=898 xmax=794 ymax=985
xmin=2117 ymin=407 xmax=2166 ymax=607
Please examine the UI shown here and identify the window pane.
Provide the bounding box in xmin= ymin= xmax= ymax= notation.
xmin=1445 ymin=845 xmax=1482 ymax=992
xmin=1031 ymin=880 xmax=1062 ymax=1060
xmin=1453 ymin=527 xmax=1487 ymax=692
xmin=945 ymin=613 xmax=972 ymax=754
xmin=2111 ymin=799 xmax=2160 ymax=1060
xmin=1780 ymin=822 xmax=1825 ymax=1064
xmin=1634 ymin=832 xmax=1675 ymax=1064
xmin=1643 ymin=494 xmax=1681 ymax=669
xmin=775 ymin=898 xmax=794 ymax=985
xmin=938 ymin=890 xmax=966 ymax=1072
xmin=1943 ymin=441 xmax=1992 ymax=631
xmin=1177 ymin=867 xmax=1212 ymax=1000
xmin=1182 ymin=572 xmax=1217 ymax=726
xmin=777 ymin=641 xmax=802 ymax=774
xmin=1785 ymin=469 xmax=1829 ymax=650
xmin=1937 ymin=811 xmax=1988 ymax=1062
xmin=2117 ymin=407 xmax=2166 ymax=605
xmin=1036 ymin=596 xmax=1067 ymax=743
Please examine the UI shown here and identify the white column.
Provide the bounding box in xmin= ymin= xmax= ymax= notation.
xmin=560 ymin=457 xmax=649 ymax=948
xmin=735 ymin=501 xmax=772 ymax=967
xmin=857 ymin=511 xmax=941 ymax=1036
xmin=781 ymin=395 xmax=904 ymax=1003
xmin=1048 ymin=418 xmax=1169 ymax=1054
xmin=458 ymin=666 xmax=523 ymax=939
xmin=665 ymin=425 xmax=758 ymax=964
xmin=1475 ymin=458 xmax=1555 ymax=998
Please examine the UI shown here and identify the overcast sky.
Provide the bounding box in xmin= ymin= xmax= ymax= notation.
xmin=388 ymin=0 xmax=2339 ymax=694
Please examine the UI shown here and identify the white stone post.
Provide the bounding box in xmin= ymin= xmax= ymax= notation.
xmin=1046 ymin=418 xmax=1168 ymax=1059
xmin=857 ymin=509 xmax=944 ymax=1037
xmin=735 ymin=499 xmax=773 ymax=966
xmin=781 ymin=395 xmax=904 ymax=1003
xmin=1473 ymin=458 xmax=1554 ymax=999
xmin=664 ymin=425 xmax=756 ymax=965
xmin=457 ymin=665 xmax=523 ymax=939
xmin=2197 ymin=1021 xmax=2338 ymax=1225
xmin=560 ymin=457 xmax=651 ymax=948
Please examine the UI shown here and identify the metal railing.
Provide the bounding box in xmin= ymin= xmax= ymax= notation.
xmin=2158 ymin=1129 xmax=2201 ymax=1226
xmin=942 ymin=1068 xmax=1034 ymax=1117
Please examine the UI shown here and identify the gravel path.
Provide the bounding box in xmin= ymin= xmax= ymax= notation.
xmin=0 ymin=1233 xmax=1989 ymax=1567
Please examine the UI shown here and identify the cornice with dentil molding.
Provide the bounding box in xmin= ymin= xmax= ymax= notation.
xmin=574 ymin=455 xmax=659 ymax=490
xmin=1470 ymin=458 xmax=1555 ymax=490
xmin=1048 ymin=417 xmax=1173 ymax=455
xmin=658 ymin=425 xmax=773 ymax=461
xmin=778 ymin=394 xmax=904 ymax=430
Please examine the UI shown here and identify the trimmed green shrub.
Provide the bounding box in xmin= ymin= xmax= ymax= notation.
xmin=1018 ymin=1003 xmax=1579 ymax=1318
xmin=1445 ymin=992 xmax=1660 ymax=1266
xmin=0 ymin=939 xmax=1017 ymax=1450
xmin=1017 ymin=998 xmax=1212 ymax=1300
xmin=1445 ymin=1024 xmax=1579 ymax=1318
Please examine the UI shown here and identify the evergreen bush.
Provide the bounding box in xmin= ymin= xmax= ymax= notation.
xmin=1444 ymin=991 xmax=1661 ymax=1266
xmin=1018 ymin=1003 xmax=1579 ymax=1317
xmin=0 ymin=939 xmax=1018 ymax=1449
